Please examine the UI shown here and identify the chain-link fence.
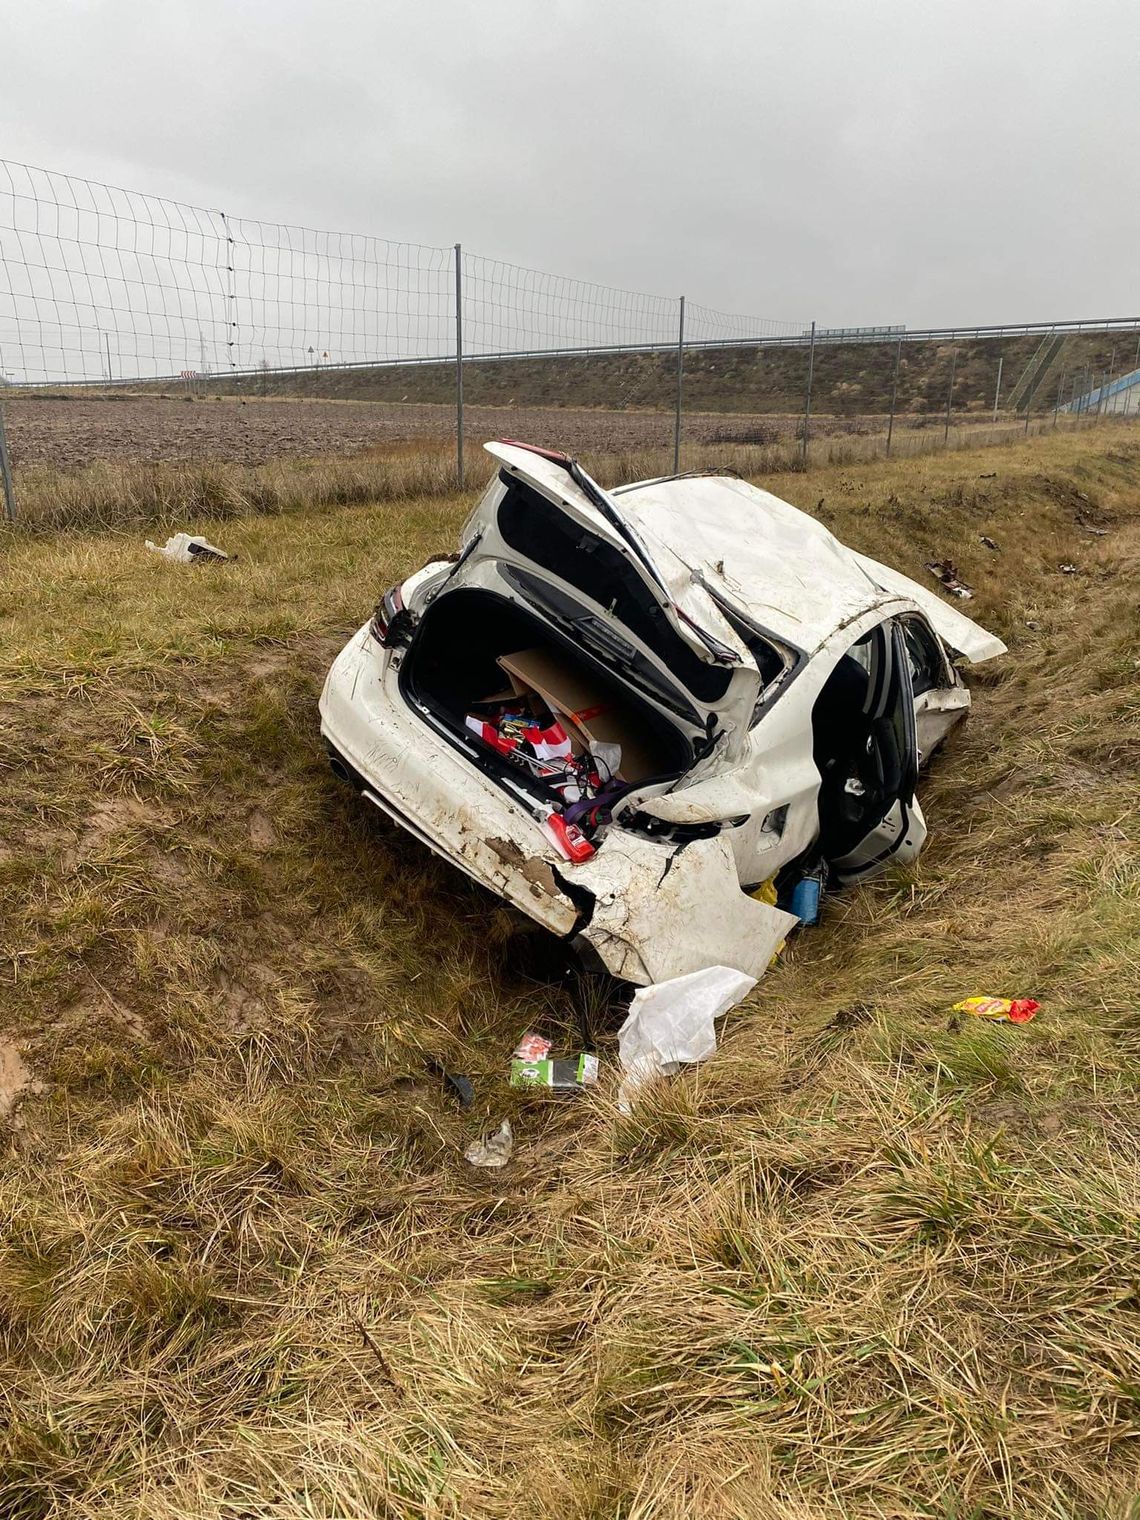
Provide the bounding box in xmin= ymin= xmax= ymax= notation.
xmin=3 ymin=156 xmax=1140 ymax=526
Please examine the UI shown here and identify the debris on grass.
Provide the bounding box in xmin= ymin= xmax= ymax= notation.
xmin=618 ymin=964 xmax=756 ymax=1111
xmin=952 ymin=995 xmax=1041 ymax=1024
xmin=513 ymin=1032 xmax=553 ymax=1062
xmin=925 ymin=559 xmax=974 ymax=598
xmin=464 ymin=1119 xmax=513 ymax=1168
xmin=1059 ymin=562 xmax=1079 ymax=575
xmin=979 ymin=534 xmax=1001 ymax=552
xmin=510 ymin=1052 xmax=599 ymax=1094
xmin=427 ymin=1057 xmax=475 ymax=1109
xmin=510 ymin=1031 xmax=597 ymax=1095
xmin=145 ymin=531 xmax=231 ymax=564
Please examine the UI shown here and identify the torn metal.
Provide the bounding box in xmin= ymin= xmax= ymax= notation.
xmin=321 ymin=442 xmax=1006 ymax=987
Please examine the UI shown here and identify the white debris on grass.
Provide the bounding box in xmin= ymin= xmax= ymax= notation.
xmin=464 ymin=1119 xmax=513 ymax=1168
xmin=617 ymin=964 xmax=757 ymax=1112
xmin=145 ymin=532 xmax=231 ymax=564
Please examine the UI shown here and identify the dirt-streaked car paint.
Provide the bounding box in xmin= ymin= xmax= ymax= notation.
xmin=320 ymin=444 xmax=1006 ymax=985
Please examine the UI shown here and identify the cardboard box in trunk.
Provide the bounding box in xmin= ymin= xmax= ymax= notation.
xmin=497 ymin=647 xmax=666 ymax=784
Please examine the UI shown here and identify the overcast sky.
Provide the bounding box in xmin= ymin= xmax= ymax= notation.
xmin=3 ymin=0 xmax=1139 ymax=328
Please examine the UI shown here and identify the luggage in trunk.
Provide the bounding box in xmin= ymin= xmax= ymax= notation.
xmin=403 ymin=589 xmax=691 ymax=797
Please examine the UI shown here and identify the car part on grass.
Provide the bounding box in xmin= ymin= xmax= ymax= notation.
xmin=925 ymin=559 xmax=974 ymax=599
xmin=617 ymin=964 xmax=757 ymax=1112
xmin=953 ymin=995 xmax=1041 ymax=1024
xmin=321 ymin=441 xmax=1007 ymax=987
xmin=464 ymin=1119 xmax=513 ymax=1168
xmin=426 ymin=1057 xmax=475 ymax=1110
xmin=145 ymin=531 xmax=231 ymax=563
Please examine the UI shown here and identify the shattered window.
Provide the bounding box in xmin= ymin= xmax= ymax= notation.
xmin=900 ymin=616 xmax=947 ymax=696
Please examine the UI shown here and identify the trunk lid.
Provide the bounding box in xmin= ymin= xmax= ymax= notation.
xmin=451 ymin=442 xmax=762 ymax=749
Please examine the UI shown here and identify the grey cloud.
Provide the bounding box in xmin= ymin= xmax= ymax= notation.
xmin=3 ymin=0 xmax=1138 ymax=326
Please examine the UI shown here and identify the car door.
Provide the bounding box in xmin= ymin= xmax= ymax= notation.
xmin=825 ymin=619 xmax=927 ymax=883
xmin=899 ymin=614 xmax=973 ymax=763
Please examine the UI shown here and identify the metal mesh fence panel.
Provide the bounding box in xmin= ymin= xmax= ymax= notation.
xmin=0 ymin=158 xmax=805 ymax=387
xmin=0 ymin=161 xmax=455 ymax=384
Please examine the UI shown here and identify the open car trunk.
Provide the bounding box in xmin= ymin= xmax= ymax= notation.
xmin=402 ymin=588 xmax=693 ymax=819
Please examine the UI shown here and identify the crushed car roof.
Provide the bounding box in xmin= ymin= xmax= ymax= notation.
xmin=485 ymin=444 xmax=1007 ymax=665
xmin=613 ymin=474 xmax=931 ymax=653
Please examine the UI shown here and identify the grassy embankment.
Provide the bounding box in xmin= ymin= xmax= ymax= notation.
xmin=1 ymin=426 xmax=1139 ymax=1517
xmin=212 ymin=330 xmax=1133 ymax=417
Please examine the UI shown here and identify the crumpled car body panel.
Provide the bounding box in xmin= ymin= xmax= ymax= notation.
xmin=320 ymin=447 xmax=1006 ymax=985
xmin=321 ymin=626 xmax=580 ymax=938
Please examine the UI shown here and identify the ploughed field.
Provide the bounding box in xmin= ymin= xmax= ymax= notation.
xmin=4 ymin=393 xmax=985 ymax=472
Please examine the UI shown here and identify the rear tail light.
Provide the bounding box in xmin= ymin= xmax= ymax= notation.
xmin=369 ymin=586 xmax=405 ymax=646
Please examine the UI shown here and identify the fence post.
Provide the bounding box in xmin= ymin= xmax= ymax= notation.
xmin=454 ymin=243 xmax=464 ymax=490
xmin=943 ymin=349 xmax=957 ymax=445
xmin=885 ymin=333 xmax=902 ymax=457
xmin=220 ymin=211 xmax=238 ymax=379
xmin=0 ymin=398 xmax=16 ymax=523
xmin=992 ymin=355 xmax=1004 ymax=421
xmin=1053 ymin=371 xmax=1065 ymax=427
xmin=800 ymin=320 xmax=816 ymax=468
xmin=673 ymin=295 xmax=685 ymax=474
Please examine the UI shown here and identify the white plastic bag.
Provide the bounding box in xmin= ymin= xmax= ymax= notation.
xmin=617 ymin=965 xmax=757 ymax=1111
xmin=590 ymin=742 xmax=623 ymax=783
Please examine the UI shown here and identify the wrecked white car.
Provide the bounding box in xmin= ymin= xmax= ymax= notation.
xmin=320 ymin=442 xmax=1005 ymax=985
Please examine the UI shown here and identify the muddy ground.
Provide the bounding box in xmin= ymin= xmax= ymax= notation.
xmin=3 ymin=394 xmax=974 ymax=473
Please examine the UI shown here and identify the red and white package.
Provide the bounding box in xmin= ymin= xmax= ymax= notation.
xmin=514 ymin=1031 xmax=553 ymax=1061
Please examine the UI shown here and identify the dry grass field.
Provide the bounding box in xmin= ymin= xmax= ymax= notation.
xmin=1 ymin=424 xmax=1138 ymax=1517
